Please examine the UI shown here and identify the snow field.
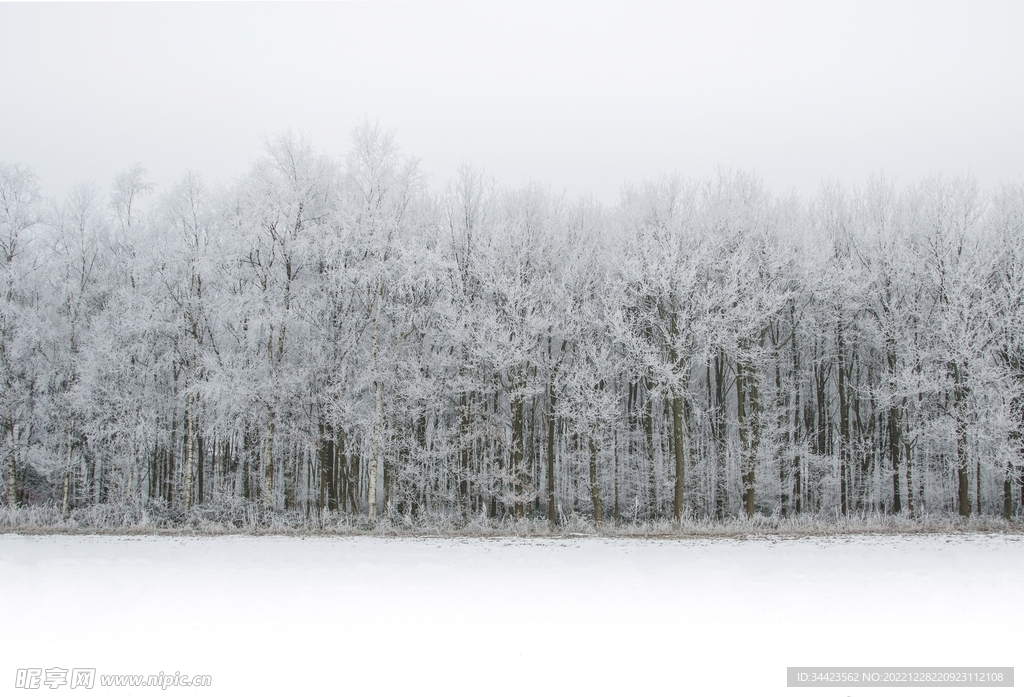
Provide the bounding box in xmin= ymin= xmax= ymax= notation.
xmin=1 ymin=533 xmax=1021 ymax=696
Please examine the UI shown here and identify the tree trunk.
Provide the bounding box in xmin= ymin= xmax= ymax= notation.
xmin=168 ymin=413 xmax=177 ymax=506
xmin=976 ymin=455 xmax=982 ymax=516
xmin=837 ymin=322 xmax=849 ymax=516
xmin=905 ymin=439 xmax=915 ymax=518
xmin=347 ymin=446 xmax=361 ymax=514
xmin=213 ymin=437 xmax=223 ymax=501
xmin=712 ymin=352 xmax=729 ymax=519
xmin=196 ymin=433 xmax=205 ymax=505
xmin=952 ymin=361 xmax=970 ymax=517
xmin=318 ymin=421 xmax=334 ymax=512
xmin=613 ymin=428 xmax=620 ymax=524
xmin=369 ymin=299 xmax=382 ymax=522
xmin=1004 ymin=461 xmax=1014 ymax=519
xmin=750 ymin=357 xmax=761 ymax=516
xmin=62 ymin=425 xmax=72 ymax=516
xmin=5 ymin=419 xmax=16 ymax=509
xmin=814 ymin=360 xmax=827 ymax=457
xmin=511 ymin=385 xmax=525 ymax=519
xmin=243 ymin=429 xmax=254 ymax=502
xmin=777 ymin=355 xmax=789 ymax=517
xmin=888 ymin=401 xmax=902 ymax=514
xmin=791 ymin=314 xmax=802 ymax=515
xmin=383 ymin=432 xmax=393 ymax=516
xmin=337 ymin=438 xmax=347 ymax=513
xmin=546 ymin=381 xmax=557 ymax=525
xmin=642 ymin=377 xmax=656 ymax=518
xmin=588 ymin=435 xmax=602 ymax=525
xmin=262 ymin=411 xmax=275 ymax=509
xmin=460 ymin=391 xmax=471 ymax=519
xmin=184 ymin=390 xmax=195 ymax=512
xmin=737 ymin=358 xmax=754 ymax=518
xmin=671 ymin=390 xmax=686 ymax=522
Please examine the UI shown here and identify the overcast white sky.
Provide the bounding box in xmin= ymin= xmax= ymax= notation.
xmin=1 ymin=1 xmax=1022 ymax=203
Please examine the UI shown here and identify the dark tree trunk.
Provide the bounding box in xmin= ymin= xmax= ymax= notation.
xmin=712 ymin=352 xmax=729 ymax=519
xmin=952 ymin=361 xmax=970 ymax=517
xmin=777 ymin=352 xmax=789 ymax=517
xmin=546 ymin=382 xmax=557 ymax=525
xmin=1004 ymin=462 xmax=1014 ymax=519
xmin=671 ymin=390 xmax=686 ymax=522
xmin=318 ymin=421 xmax=334 ymax=512
xmin=168 ymin=413 xmax=177 ymax=506
xmin=511 ymin=387 xmax=525 ymax=519
xmin=5 ymin=418 xmax=16 ymax=508
xmin=588 ymin=435 xmax=602 ymax=525
xmin=460 ymin=391 xmax=472 ymax=519
xmin=976 ymin=457 xmax=983 ymax=516
xmin=737 ymin=356 xmax=754 ymax=518
xmin=642 ymin=377 xmax=656 ymax=519
xmin=888 ymin=408 xmax=902 ymax=514
xmin=347 ymin=445 xmax=360 ymax=514
xmin=749 ymin=353 xmax=761 ymax=517
xmin=791 ymin=318 xmax=802 ymax=515
xmin=197 ymin=433 xmax=204 ymax=505
xmin=837 ymin=322 xmax=850 ymax=516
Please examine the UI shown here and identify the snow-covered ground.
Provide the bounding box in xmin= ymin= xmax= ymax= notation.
xmin=1 ymin=533 xmax=1020 ymax=696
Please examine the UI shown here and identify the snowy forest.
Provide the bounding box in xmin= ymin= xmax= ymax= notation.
xmin=2 ymin=124 xmax=1024 ymax=529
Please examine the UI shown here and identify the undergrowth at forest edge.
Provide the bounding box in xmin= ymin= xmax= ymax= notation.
xmin=2 ymin=502 xmax=1021 ymax=538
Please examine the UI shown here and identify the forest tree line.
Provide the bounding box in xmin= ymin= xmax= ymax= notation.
xmin=2 ymin=124 xmax=1024 ymax=525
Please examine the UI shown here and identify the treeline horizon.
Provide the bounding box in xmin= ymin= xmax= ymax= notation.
xmin=2 ymin=123 xmax=1023 ymax=527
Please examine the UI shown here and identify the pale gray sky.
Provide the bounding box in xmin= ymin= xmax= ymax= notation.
xmin=1 ymin=1 xmax=1022 ymax=202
